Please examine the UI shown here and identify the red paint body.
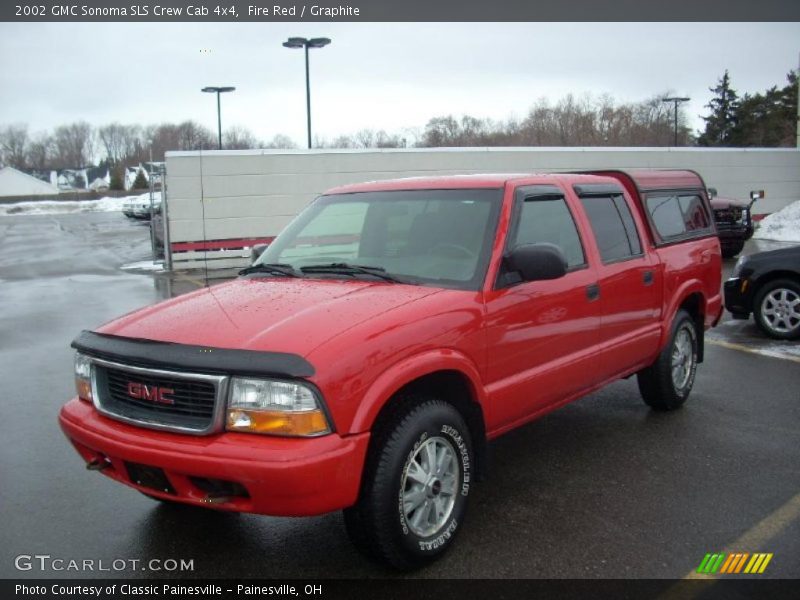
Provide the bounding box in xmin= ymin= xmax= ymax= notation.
xmin=59 ymin=171 xmax=723 ymax=516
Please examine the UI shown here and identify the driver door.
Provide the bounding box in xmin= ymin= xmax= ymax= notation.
xmin=483 ymin=185 xmax=602 ymax=431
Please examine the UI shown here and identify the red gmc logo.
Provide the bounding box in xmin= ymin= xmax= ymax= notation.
xmin=127 ymin=382 xmax=175 ymax=405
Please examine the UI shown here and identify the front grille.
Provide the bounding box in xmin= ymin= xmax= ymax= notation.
xmin=94 ymin=363 xmax=222 ymax=433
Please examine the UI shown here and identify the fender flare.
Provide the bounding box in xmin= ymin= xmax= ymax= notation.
xmin=347 ymin=349 xmax=487 ymax=435
xmin=661 ymin=279 xmax=707 ymax=346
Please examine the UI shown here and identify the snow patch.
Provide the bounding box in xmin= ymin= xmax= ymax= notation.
xmin=0 ymin=195 xmax=138 ymax=217
xmin=753 ymin=200 xmax=800 ymax=242
xmin=120 ymin=260 xmax=165 ymax=272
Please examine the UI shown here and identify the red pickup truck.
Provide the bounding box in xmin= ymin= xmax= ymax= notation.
xmin=60 ymin=170 xmax=722 ymax=569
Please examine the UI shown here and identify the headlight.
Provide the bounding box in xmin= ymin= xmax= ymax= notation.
xmin=226 ymin=378 xmax=330 ymax=437
xmin=74 ymin=353 xmax=93 ymax=402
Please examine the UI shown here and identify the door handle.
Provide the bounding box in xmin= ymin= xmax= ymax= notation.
xmin=643 ymin=270 xmax=654 ymax=286
xmin=586 ymin=283 xmax=600 ymax=301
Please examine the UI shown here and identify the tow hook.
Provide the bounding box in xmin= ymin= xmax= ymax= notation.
xmin=86 ymin=458 xmax=111 ymax=471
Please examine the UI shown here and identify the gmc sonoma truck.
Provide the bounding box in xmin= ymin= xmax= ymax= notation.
xmin=60 ymin=170 xmax=722 ymax=569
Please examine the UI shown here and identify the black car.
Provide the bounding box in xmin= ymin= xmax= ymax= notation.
xmin=724 ymin=246 xmax=800 ymax=340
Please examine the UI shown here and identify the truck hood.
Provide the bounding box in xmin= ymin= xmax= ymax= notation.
xmin=97 ymin=277 xmax=444 ymax=357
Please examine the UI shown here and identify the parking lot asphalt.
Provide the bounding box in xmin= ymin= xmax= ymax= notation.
xmin=0 ymin=211 xmax=798 ymax=580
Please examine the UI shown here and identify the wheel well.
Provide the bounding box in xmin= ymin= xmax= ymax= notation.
xmin=369 ymin=370 xmax=489 ymax=481
xmin=752 ymin=271 xmax=800 ymax=300
xmin=678 ymin=293 xmax=705 ymax=362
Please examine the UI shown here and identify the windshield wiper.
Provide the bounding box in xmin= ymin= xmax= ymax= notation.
xmin=300 ymin=263 xmax=406 ymax=283
xmin=238 ymin=263 xmax=299 ymax=277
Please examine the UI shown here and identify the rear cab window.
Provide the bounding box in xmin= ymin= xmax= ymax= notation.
xmin=645 ymin=193 xmax=712 ymax=244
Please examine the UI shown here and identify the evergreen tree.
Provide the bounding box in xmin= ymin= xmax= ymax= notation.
xmin=132 ymin=168 xmax=148 ymax=189
xmin=109 ymin=166 xmax=124 ymax=191
xmin=730 ymin=71 xmax=798 ymax=147
xmin=698 ymin=70 xmax=739 ymax=146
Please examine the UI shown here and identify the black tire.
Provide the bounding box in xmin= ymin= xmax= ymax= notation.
xmin=637 ymin=310 xmax=698 ymax=411
xmin=753 ymin=278 xmax=800 ymax=340
xmin=721 ymin=240 xmax=745 ymax=259
xmin=344 ymin=396 xmax=473 ymax=570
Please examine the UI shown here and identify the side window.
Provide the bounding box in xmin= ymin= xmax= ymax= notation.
xmin=510 ymin=196 xmax=586 ymax=269
xmin=646 ymin=194 xmax=711 ymax=241
xmin=579 ymin=195 xmax=643 ymax=263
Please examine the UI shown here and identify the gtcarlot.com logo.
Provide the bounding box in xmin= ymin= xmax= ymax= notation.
xmin=697 ymin=552 xmax=773 ymax=575
xmin=14 ymin=554 xmax=194 ymax=572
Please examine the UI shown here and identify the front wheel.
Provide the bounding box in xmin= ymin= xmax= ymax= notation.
xmin=344 ymin=397 xmax=472 ymax=570
xmin=753 ymin=279 xmax=800 ymax=340
xmin=637 ymin=310 xmax=698 ymax=411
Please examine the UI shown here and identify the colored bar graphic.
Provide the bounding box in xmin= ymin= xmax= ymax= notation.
xmin=719 ymin=554 xmax=736 ymax=574
xmin=734 ymin=553 xmax=749 ymax=573
xmin=697 ymin=553 xmax=714 ymax=574
xmin=698 ymin=552 xmax=773 ymax=575
xmin=758 ymin=554 xmax=773 ymax=573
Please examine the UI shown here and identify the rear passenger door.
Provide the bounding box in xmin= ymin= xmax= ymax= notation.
xmin=573 ymin=185 xmax=662 ymax=380
xmin=484 ymin=185 xmax=602 ymax=429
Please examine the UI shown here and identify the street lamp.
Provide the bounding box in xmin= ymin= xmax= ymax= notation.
xmin=662 ymin=96 xmax=690 ymax=146
xmin=201 ymin=86 xmax=236 ymax=149
xmin=282 ymin=37 xmax=331 ymax=149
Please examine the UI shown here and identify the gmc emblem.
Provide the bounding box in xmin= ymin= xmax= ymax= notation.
xmin=127 ymin=382 xmax=175 ymax=405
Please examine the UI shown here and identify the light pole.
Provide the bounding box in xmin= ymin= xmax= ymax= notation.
xmin=282 ymin=37 xmax=331 ymax=149
xmin=201 ymin=86 xmax=236 ymax=149
xmin=662 ymin=96 xmax=690 ymax=146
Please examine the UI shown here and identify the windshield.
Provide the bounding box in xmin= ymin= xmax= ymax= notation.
xmin=256 ymin=189 xmax=502 ymax=290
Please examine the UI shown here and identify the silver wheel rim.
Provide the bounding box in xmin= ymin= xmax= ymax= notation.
xmin=760 ymin=288 xmax=800 ymax=334
xmin=401 ymin=436 xmax=459 ymax=538
xmin=671 ymin=327 xmax=694 ymax=391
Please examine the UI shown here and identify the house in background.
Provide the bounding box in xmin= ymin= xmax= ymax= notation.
xmin=124 ymin=163 xmax=163 ymax=190
xmin=0 ymin=166 xmax=60 ymax=198
xmin=88 ymin=177 xmax=110 ymax=192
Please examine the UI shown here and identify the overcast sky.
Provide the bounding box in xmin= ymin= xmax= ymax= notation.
xmin=0 ymin=22 xmax=798 ymax=146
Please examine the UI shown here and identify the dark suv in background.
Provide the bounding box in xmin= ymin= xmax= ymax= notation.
xmin=710 ymin=189 xmax=760 ymax=258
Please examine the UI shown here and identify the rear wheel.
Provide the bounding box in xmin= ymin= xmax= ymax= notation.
xmin=637 ymin=310 xmax=698 ymax=411
xmin=344 ymin=396 xmax=472 ymax=570
xmin=753 ymin=279 xmax=800 ymax=340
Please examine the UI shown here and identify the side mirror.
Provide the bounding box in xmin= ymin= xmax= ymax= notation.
xmin=707 ymin=187 xmax=717 ymax=198
xmin=505 ymin=243 xmax=567 ymax=283
xmin=250 ymin=243 xmax=269 ymax=264
xmin=750 ymin=190 xmax=764 ymax=202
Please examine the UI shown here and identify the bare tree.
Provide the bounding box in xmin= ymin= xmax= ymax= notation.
xmin=98 ymin=123 xmax=141 ymax=164
xmin=176 ymin=121 xmax=214 ymax=151
xmin=263 ymin=134 xmax=298 ymax=149
xmin=223 ymin=125 xmax=258 ymax=150
xmin=52 ymin=121 xmax=95 ymax=168
xmin=329 ymin=134 xmax=356 ymax=148
xmin=0 ymin=124 xmax=30 ymax=169
xmin=26 ymin=131 xmax=53 ymax=171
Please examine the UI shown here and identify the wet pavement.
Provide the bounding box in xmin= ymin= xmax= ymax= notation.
xmin=0 ymin=211 xmax=798 ymax=579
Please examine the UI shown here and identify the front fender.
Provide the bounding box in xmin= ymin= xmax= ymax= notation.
xmin=347 ymin=348 xmax=486 ymax=434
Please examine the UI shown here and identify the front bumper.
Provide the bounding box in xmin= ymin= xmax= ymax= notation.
xmin=724 ymin=277 xmax=752 ymax=318
xmin=59 ymin=398 xmax=369 ymax=516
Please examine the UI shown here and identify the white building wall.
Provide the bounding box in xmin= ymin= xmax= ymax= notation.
xmin=164 ymin=147 xmax=800 ymax=270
